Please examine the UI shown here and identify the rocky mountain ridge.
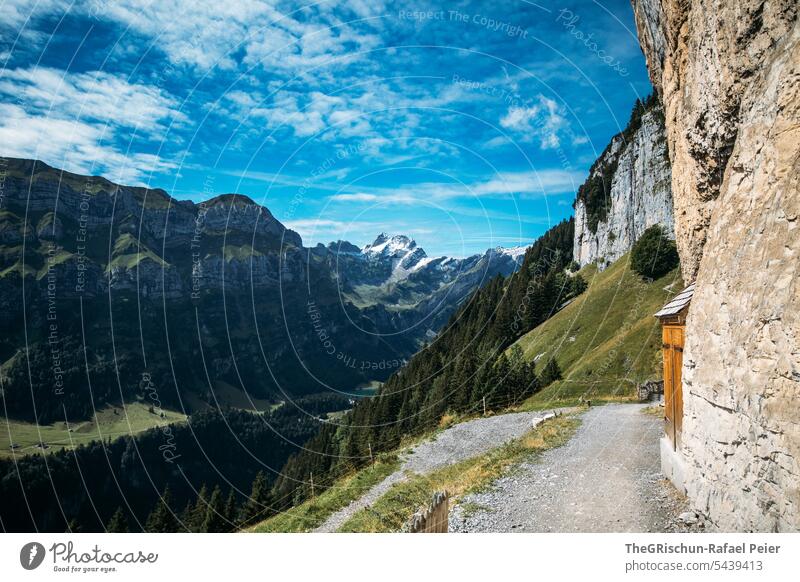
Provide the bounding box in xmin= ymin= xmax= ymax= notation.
xmin=573 ymin=96 xmax=674 ymax=269
xmin=316 ymin=232 xmax=527 ymax=339
xmin=0 ymin=157 xmax=528 ymax=422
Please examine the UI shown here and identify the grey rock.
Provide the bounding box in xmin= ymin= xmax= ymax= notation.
xmin=573 ymin=107 xmax=673 ymax=269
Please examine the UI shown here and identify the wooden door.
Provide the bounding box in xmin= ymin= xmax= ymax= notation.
xmin=662 ymin=325 xmax=684 ymax=450
xmin=672 ymin=329 xmax=683 ymax=447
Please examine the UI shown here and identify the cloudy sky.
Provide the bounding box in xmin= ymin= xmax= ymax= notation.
xmin=0 ymin=0 xmax=652 ymax=256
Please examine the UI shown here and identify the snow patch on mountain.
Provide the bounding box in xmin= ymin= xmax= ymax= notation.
xmin=358 ymin=233 xmax=527 ymax=284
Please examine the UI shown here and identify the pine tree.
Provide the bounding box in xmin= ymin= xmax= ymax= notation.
xmin=521 ymin=360 xmax=540 ymax=399
xmin=201 ymin=485 xmax=228 ymax=533
xmin=106 ymin=507 xmax=129 ymax=533
xmin=423 ymin=375 xmax=448 ymax=429
xmin=507 ymin=345 xmax=528 ymax=404
xmin=146 ymin=487 xmax=180 ymax=532
xmin=539 ymin=358 xmax=562 ymax=387
xmin=244 ymin=471 xmax=272 ymax=526
xmin=187 ymin=484 xmax=209 ymax=532
xmin=490 ymin=353 xmax=511 ymax=408
xmin=224 ymin=489 xmax=238 ymax=527
xmin=180 ymin=501 xmax=194 ymax=530
xmin=470 ymin=358 xmax=493 ymax=409
xmin=449 ymin=349 xmax=477 ymax=411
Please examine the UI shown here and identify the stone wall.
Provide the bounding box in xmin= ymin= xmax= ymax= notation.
xmin=632 ymin=0 xmax=800 ymax=531
xmin=573 ymin=107 xmax=673 ymax=269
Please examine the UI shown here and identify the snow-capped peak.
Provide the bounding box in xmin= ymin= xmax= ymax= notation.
xmin=492 ymin=245 xmax=528 ymax=260
xmin=362 ymin=233 xmax=418 ymax=256
xmin=359 ymin=233 xmax=431 ymax=282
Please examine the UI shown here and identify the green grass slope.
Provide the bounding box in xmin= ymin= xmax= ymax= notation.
xmin=1 ymin=402 xmax=186 ymax=459
xmin=517 ymin=253 xmax=682 ymax=408
xmin=247 ymin=455 xmax=400 ymax=532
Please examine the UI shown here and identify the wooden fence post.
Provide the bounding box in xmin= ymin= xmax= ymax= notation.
xmin=406 ymin=491 xmax=449 ymax=533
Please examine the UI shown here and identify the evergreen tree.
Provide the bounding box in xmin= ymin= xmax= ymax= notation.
xmin=224 ymin=489 xmax=238 ymax=526
xmin=523 ymin=359 xmax=540 ymax=398
xmin=449 ymin=349 xmax=477 ymax=411
xmin=180 ymin=501 xmax=194 ymax=530
xmin=240 ymin=471 xmax=269 ymax=525
xmin=631 ymin=225 xmax=679 ymax=279
xmin=145 ymin=487 xmax=180 ymax=533
xmin=539 ymin=358 xmax=562 ymax=387
xmin=201 ymin=485 xmax=228 ymax=533
xmin=507 ymin=345 xmax=529 ymax=404
xmin=106 ymin=507 xmax=129 ymax=533
xmin=470 ymin=357 xmax=494 ymax=409
xmin=570 ymin=274 xmax=588 ymax=297
xmin=490 ymin=354 xmax=511 ymax=408
xmin=424 ymin=375 xmax=449 ymax=429
xmin=188 ymin=484 xmax=209 ymax=533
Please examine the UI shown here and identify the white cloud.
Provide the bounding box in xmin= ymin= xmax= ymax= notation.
xmin=243 ymin=18 xmax=381 ymax=75
xmin=0 ymin=67 xmax=184 ymax=184
xmin=500 ymin=95 xmax=570 ymax=150
xmin=4 ymin=1 xmax=384 ymax=74
xmin=322 ymin=169 xmax=582 ymax=207
xmin=412 ymin=169 xmax=581 ymax=200
xmin=224 ymin=90 xmax=261 ymax=110
xmin=0 ymin=103 xmax=178 ymax=184
xmin=283 ymin=218 xmax=349 ymax=232
xmin=97 ymin=1 xmax=281 ymax=70
xmin=0 ymin=67 xmax=186 ymax=138
xmin=329 ymin=193 xmax=379 ymax=202
xmin=39 ymin=0 xmax=381 ymax=75
xmin=251 ymin=90 xmax=372 ymax=139
xmin=0 ymin=0 xmax=67 ymax=31
xmin=470 ymin=170 xmax=580 ymax=197
xmin=283 ymin=216 xmax=437 ymax=249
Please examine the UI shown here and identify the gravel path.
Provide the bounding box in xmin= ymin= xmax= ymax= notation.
xmin=314 ymin=410 xmax=555 ymax=532
xmin=449 ymin=403 xmax=693 ymax=532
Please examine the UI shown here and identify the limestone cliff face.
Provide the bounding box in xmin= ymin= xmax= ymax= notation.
xmin=632 ymin=0 xmax=800 ymax=531
xmin=632 ymin=0 xmax=798 ymax=282
xmin=573 ymin=106 xmax=673 ymax=269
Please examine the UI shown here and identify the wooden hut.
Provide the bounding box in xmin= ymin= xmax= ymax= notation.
xmin=654 ymin=283 xmax=694 ymax=451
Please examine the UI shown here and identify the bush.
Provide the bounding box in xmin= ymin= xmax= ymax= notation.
xmin=631 ymin=225 xmax=679 ymax=279
xmin=570 ymin=274 xmax=588 ymax=297
xmin=539 ymin=358 xmax=562 ymax=386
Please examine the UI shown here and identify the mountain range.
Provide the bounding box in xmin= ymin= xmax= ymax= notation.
xmin=0 ymin=157 xmax=527 ymax=423
xmin=315 ymin=233 xmax=526 ymax=341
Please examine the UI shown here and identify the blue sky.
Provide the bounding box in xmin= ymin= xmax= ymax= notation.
xmin=0 ymin=0 xmax=652 ymax=257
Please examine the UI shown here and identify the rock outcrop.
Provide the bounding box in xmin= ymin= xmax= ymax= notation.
xmin=573 ymin=101 xmax=673 ymax=269
xmin=632 ymin=0 xmax=799 ymax=531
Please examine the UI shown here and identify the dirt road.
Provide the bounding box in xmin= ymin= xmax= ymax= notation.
xmin=449 ymin=403 xmax=690 ymax=532
xmin=314 ymin=410 xmax=555 ymax=532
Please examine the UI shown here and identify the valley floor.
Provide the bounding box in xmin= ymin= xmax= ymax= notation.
xmin=449 ymin=403 xmax=690 ymax=532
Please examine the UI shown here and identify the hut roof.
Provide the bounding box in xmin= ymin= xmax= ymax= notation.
xmin=655 ymin=283 xmax=695 ymax=318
